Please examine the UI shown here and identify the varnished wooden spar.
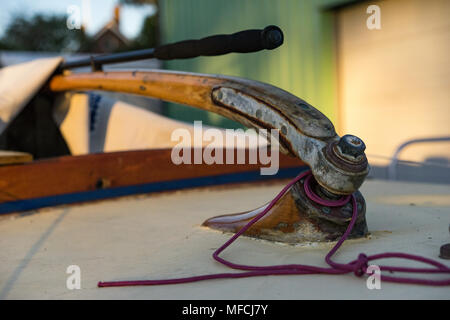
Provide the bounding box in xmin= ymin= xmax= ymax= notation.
xmin=50 ymin=70 xmax=233 ymax=118
xmin=0 ymin=148 xmax=304 ymax=212
xmin=50 ymin=70 xmax=291 ymax=152
xmin=49 ymin=69 xmax=337 ymax=158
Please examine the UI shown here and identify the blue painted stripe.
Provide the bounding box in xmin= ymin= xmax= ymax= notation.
xmin=0 ymin=166 xmax=307 ymax=215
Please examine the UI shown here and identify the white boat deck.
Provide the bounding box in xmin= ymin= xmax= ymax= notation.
xmin=0 ymin=179 xmax=449 ymax=299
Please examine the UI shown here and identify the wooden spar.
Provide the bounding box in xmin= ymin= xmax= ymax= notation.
xmin=49 ymin=70 xmax=337 ymax=158
xmin=50 ymin=70 xmax=238 ymax=120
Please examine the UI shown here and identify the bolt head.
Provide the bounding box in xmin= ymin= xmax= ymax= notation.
xmin=337 ymin=135 xmax=366 ymax=158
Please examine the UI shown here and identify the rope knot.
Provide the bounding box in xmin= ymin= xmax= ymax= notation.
xmin=353 ymin=253 xmax=369 ymax=277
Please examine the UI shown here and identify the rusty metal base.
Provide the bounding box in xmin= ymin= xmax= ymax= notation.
xmin=202 ymin=178 xmax=368 ymax=244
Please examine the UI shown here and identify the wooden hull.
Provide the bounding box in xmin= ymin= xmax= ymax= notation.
xmin=0 ymin=148 xmax=305 ymax=214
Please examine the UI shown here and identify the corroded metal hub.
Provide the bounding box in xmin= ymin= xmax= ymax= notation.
xmin=292 ymin=176 xmax=368 ymax=241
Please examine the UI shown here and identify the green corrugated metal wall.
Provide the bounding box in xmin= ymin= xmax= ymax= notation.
xmin=159 ymin=0 xmax=352 ymax=129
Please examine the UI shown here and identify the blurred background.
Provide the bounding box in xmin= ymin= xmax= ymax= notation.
xmin=0 ymin=0 xmax=449 ymax=184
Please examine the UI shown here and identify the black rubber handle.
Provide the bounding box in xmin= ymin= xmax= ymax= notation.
xmin=154 ymin=25 xmax=283 ymax=60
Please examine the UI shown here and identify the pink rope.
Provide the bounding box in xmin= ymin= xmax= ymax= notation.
xmin=98 ymin=170 xmax=450 ymax=288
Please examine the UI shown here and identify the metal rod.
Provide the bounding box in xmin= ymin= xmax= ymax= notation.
xmin=59 ymin=26 xmax=283 ymax=72
xmin=60 ymin=48 xmax=155 ymax=70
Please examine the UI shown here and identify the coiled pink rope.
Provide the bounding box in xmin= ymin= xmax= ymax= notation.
xmin=98 ymin=170 xmax=450 ymax=288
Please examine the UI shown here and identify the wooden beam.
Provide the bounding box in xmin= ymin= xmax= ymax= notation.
xmin=0 ymin=148 xmax=304 ymax=204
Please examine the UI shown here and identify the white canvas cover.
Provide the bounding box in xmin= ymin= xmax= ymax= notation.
xmin=0 ymin=57 xmax=62 ymax=135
